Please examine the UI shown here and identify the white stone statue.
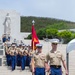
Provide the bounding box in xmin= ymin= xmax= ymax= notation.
xmin=3 ymin=13 xmax=11 ymax=35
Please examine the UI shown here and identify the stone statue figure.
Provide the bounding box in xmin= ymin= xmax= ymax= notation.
xmin=3 ymin=13 xmax=11 ymax=35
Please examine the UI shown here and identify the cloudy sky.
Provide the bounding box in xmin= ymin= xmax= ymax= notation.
xmin=0 ymin=0 xmax=75 ymax=22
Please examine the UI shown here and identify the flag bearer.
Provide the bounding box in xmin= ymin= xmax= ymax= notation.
xmin=31 ymin=44 xmax=46 ymax=75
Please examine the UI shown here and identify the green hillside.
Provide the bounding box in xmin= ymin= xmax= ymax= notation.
xmin=21 ymin=16 xmax=75 ymax=32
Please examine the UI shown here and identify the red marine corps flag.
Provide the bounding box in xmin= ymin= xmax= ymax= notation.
xmin=31 ymin=20 xmax=39 ymax=50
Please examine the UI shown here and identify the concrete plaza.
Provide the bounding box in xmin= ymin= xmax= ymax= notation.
xmin=0 ymin=40 xmax=75 ymax=75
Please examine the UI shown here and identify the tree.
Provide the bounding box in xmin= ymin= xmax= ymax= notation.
xmin=37 ymin=28 xmax=46 ymax=39
xmin=46 ymin=28 xmax=58 ymax=38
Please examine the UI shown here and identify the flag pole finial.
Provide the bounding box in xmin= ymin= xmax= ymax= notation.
xmin=32 ymin=20 xmax=35 ymax=25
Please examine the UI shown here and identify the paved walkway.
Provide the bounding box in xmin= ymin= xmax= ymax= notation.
xmin=0 ymin=40 xmax=75 ymax=75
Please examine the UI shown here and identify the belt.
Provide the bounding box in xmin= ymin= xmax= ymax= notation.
xmin=50 ymin=65 xmax=61 ymax=68
xmin=35 ymin=66 xmax=45 ymax=68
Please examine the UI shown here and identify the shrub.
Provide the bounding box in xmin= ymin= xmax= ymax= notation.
xmin=27 ymin=34 xmax=32 ymax=39
xmin=57 ymin=30 xmax=72 ymax=43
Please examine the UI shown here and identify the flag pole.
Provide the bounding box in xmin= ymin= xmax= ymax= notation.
xmin=31 ymin=20 xmax=35 ymax=75
xmin=33 ymin=41 xmax=34 ymax=51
